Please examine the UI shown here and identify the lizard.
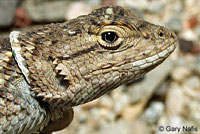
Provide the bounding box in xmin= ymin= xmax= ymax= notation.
xmin=0 ymin=6 xmax=177 ymax=134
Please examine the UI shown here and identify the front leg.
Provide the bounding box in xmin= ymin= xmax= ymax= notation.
xmin=40 ymin=108 xmax=74 ymax=134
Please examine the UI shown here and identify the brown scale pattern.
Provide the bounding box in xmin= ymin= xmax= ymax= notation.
xmin=1 ymin=6 xmax=177 ymax=133
xmin=0 ymin=38 xmax=50 ymax=133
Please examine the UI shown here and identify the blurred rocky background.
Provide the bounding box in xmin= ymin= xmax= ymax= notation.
xmin=0 ymin=0 xmax=199 ymax=134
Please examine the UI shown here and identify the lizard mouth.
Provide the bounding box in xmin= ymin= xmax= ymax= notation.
xmin=131 ymin=41 xmax=177 ymax=70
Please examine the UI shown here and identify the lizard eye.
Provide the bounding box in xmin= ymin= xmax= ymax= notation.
xmin=155 ymin=28 xmax=166 ymax=39
xmin=97 ymin=26 xmax=126 ymax=50
xmin=158 ymin=31 xmax=164 ymax=37
xmin=101 ymin=31 xmax=118 ymax=43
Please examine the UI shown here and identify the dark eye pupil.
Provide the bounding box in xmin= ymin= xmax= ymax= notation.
xmin=159 ymin=32 xmax=164 ymax=37
xmin=101 ymin=32 xmax=118 ymax=43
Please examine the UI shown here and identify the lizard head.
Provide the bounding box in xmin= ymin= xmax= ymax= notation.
xmin=57 ymin=6 xmax=177 ymax=106
xmin=10 ymin=6 xmax=177 ymax=107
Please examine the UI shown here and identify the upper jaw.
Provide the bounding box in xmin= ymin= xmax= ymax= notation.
xmin=131 ymin=41 xmax=176 ymax=70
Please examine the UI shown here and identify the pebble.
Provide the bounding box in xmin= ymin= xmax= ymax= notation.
xmin=178 ymin=38 xmax=196 ymax=53
xmin=165 ymin=17 xmax=182 ymax=32
xmin=191 ymin=54 xmax=200 ymax=75
xmin=194 ymin=26 xmax=200 ymax=38
xmin=99 ymin=108 xmax=116 ymax=122
xmin=170 ymin=1 xmax=183 ymax=13
xmin=90 ymin=108 xmax=102 ymax=121
xmin=166 ymin=83 xmax=185 ymax=115
xmin=79 ymin=112 xmax=88 ymax=124
xmin=184 ymin=76 xmax=200 ymax=91
xmin=171 ymin=66 xmax=191 ymax=83
xmin=154 ymin=81 xmax=169 ymax=98
xmin=131 ymin=120 xmax=151 ymax=134
xmin=117 ymin=0 xmax=148 ymax=11
xmin=146 ymin=0 xmax=165 ymax=14
xmin=99 ymin=95 xmax=114 ymax=109
xmin=78 ymin=126 xmax=93 ymax=134
xmin=118 ymin=0 xmax=165 ymax=14
xmin=186 ymin=100 xmax=200 ymax=126
xmin=99 ymin=120 xmax=132 ymax=134
xmin=113 ymin=92 xmax=130 ymax=113
xmin=65 ymin=1 xmax=92 ymax=20
xmin=121 ymin=102 xmax=145 ymax=121
xmin=142 ymin=101 xmax=164 ymax=123
xmin=24 ymin=0 xmax=70 ymax=22
xmin=0 ymin=0 xmax=18 ymax=27
xmin=180 ymin=29 xmax=198 ymax=41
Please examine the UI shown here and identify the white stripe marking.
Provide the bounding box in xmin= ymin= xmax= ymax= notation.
xmin=146 ymin=54 xmax=159 ymax=63
xmin=132 ymin=59 xmax=147 ymax=67
xmin=132 ymin=44 xmax=175 ymax=69
xmin=10 ymin=31 xmax=30 ymax=83
xmin=158 ymin=48 xmax=169 ymax=57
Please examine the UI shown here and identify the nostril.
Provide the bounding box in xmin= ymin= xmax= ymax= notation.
xmin=171 ymin=32 xmax=177 ymax=39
